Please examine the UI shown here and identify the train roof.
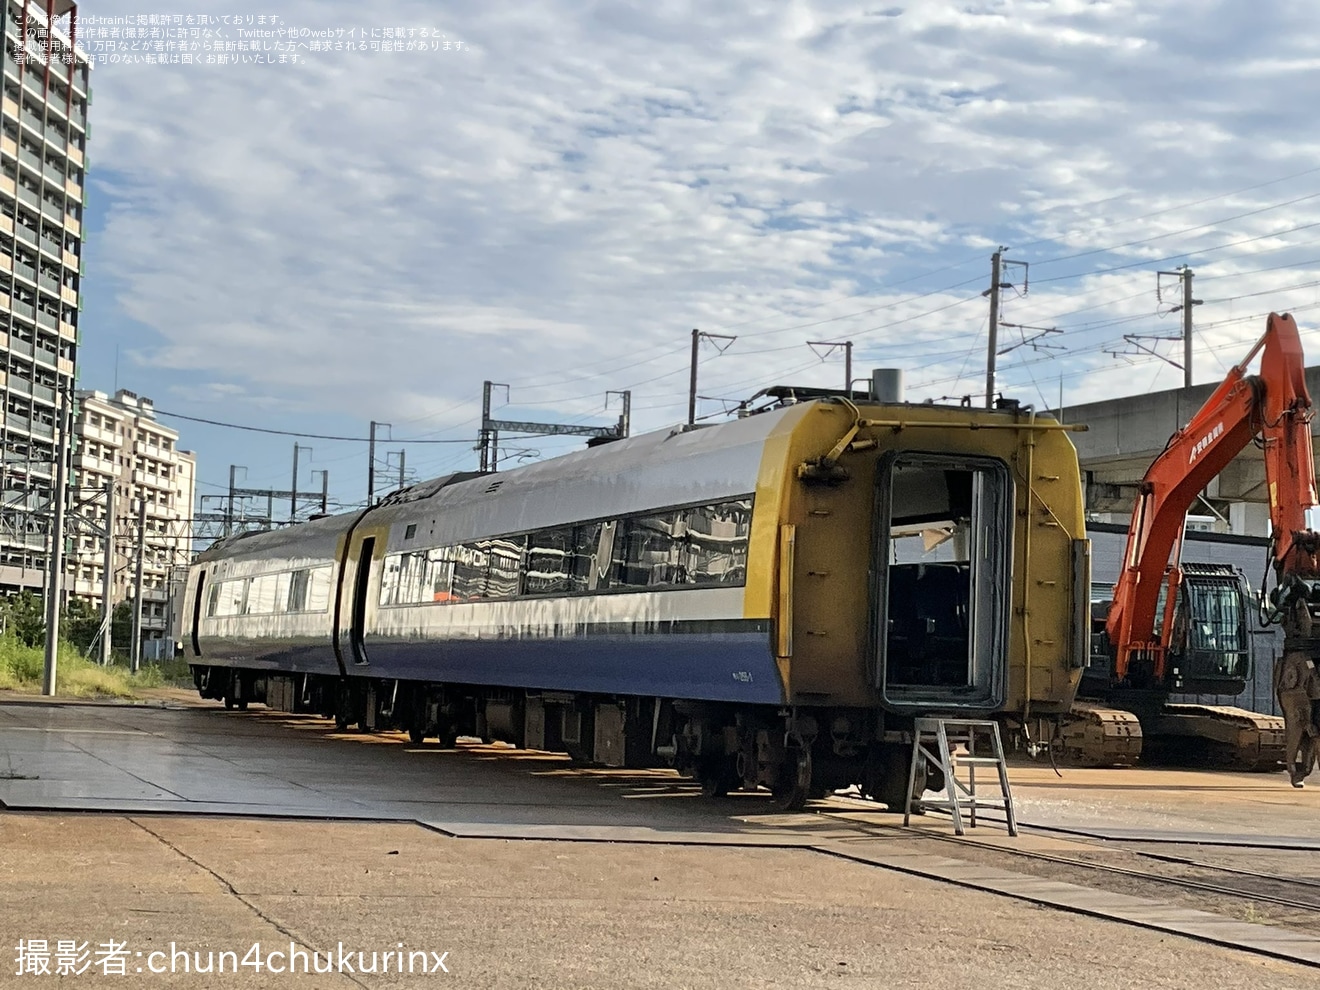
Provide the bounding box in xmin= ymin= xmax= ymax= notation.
xmin=198 ymin=396 xmax=1056 ymax=562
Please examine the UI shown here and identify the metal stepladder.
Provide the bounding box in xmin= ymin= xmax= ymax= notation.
xmin=904 ymin=717 xmax=1018 ymax=837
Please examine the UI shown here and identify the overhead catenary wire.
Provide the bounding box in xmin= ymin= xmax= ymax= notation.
xmin=153 ymin=408 xmax=491 ymax=444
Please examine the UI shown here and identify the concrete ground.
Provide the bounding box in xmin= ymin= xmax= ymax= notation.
xmin=2 ymin=700 xmax=1319 ymax=988
xmin=2 ymin=813 xmax=1315 ymax=990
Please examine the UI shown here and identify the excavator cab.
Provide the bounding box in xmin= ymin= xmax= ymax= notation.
xmin=1171 ymin=563 xmax=1253 ymax=695
xmin=1087 ymin=563 xmax=1252 ymax=698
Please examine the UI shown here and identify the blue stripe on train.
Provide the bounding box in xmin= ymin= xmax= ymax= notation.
xmin=353 ymin=633 xmax=785 ymax=705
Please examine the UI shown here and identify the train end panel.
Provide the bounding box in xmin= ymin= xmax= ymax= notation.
xmin=767 ymin=399 xmax=1089 ymax=725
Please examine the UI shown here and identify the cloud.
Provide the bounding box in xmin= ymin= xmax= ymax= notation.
xmin=74 ymin=0 xmax=1320 ymax=494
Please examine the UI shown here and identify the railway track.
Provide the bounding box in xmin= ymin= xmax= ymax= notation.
xmin=800 ymin=801 xmax=1320 ymax=958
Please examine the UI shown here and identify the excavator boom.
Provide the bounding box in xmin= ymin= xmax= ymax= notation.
xmin=1075 ymin=313 xmax=1320 ymax=782
xmin=1106 ymin=313 xmax=1318 ymax=686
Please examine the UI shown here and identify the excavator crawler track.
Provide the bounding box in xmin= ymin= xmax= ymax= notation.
xmin=1144 ymin=704 xmax=1286 ymax=772
xmin=1057 ymin=703 xmax=1144 ymax=767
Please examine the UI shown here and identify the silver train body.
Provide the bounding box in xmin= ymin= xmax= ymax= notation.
xmin=181 ymin=397 xmax=1089 ymax=809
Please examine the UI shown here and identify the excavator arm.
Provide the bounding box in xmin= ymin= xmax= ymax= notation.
xmin=1106 ymin=313 xmax=1319 ymax=689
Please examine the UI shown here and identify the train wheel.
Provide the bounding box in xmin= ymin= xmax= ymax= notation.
xmin=696 ymin=756 xmax=739 ymax=798
xmin=874 ymin=744 xmax=929 ymax=813
xmin=223 ymin=695 xmax=236 ymax=710
xmin=408 ymin=724 xmax=427 ymax=745
xmin=769 ymin=744 xmax=813 ymax=812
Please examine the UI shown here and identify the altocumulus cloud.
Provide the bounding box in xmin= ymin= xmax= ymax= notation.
xmin=76 ymin=0 xmax=1320 ymax=475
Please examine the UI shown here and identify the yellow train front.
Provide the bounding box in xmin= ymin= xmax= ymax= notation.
xmin=183 ymin=389 xmax=1089 ymax=811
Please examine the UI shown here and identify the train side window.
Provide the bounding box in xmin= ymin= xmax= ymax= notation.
xmin=591 ymin=521 xmax=616 ymax=591
xmin=212 ymin=579 xmax=246 ymax=617
xmin=272 ymin=572 xmax=292 ymax=612
xmin=681 ymin=499 xmax=751 ymax=585
xmin=427 ymin=546 xmax=456 ymax=602
xmin=246 ymin=574 xmax=279 ymax=615
xmin=451 ymin=543 xmax=491 ymax=601
xmin=379 ymin=557 xmax=402 ymax=606
xmin=288 ymin=569 xmax=310 ymax=611
xmin=485 ymin=537 xmax=526 ymax=598
xmin=306 ymin=567 xmax=333 ymax=611
xmin=526 ymin=528 xmax=573 ymax=595
xmin=569 ymin=522 xmax=602 ymax=592
xmin=614 ymin=512 xmax=683 ymax=588
xmin=206 ymin=584 xmax=221 ymax=617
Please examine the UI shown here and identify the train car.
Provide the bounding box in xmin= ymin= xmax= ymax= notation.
xmin=181 ymin=390 xmax=1090 ymax=810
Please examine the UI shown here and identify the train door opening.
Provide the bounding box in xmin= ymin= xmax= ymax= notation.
xmin=351 ymin=537 xmax=376 ymax=665
xmin=874 ymin=453 xmax=1012 ymax=710
xmin=190 ymin=569 xmax=207 ymax=657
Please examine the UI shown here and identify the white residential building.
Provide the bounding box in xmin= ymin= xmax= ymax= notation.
xmin=69 ymin=389 xmax=196 ymax=651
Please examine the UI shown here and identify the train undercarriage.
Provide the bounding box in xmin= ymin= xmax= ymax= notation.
xmin=192 ymin=665 xmax=942 ymax=812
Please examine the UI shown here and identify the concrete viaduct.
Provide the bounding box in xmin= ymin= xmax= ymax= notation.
xmin=1055 ymin=366 xmax=1320 ymax=538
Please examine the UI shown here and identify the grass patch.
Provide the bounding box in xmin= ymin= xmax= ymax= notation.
xmin=0 ymin=633 xmax=186 ymax=698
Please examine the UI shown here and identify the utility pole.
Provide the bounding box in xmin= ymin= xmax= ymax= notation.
xmin=607 ymin=390 xmax=632 ymax=438
xmin=131 ymin=497 xmax=146 ymax=674
xmin=479 ymin=383 xmax=511 ymax=472
xmin=99 ymin=478 xmax=114 ymax=666
xmin=225 ymin=464 xmax=239 ymax=537
xmin=480 ymin=382 xmax=491 ymax=472
xmin=982 ymin=248 xmax=1029 ymax=409
xmin=397 ymin=449 xmax=406 ymax=490
xmin=289 ymin=444 xmax=313 ymax=522
xmin=985 ymin=249 xmax=1003 ymax=409
xmin=688 ymin=329 xmax=700 ymax=426
xmin=806 ymin=340 xmax=854 ymax=391
xmin=41 ymin=384 xmax=71 ymax=696
xmin=367 ymin=421 xmax=378 ymax=504
xmin=312 ymin=470 xmax=329 ymax=513
xmin=1157 ymin=266 xmax=1202 ymax=388
xmin=688 ymin=329 xmax=737 ymax=425
xmin=1184 ymin=268 xmax=1194 ymax=388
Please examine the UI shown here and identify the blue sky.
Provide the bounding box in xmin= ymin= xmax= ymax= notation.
xmin=71 ymin=0 xmax=1320 ymax=518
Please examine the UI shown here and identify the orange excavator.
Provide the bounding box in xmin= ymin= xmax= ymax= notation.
xmin=1075 ymin=314 xmax=1320 ymax=782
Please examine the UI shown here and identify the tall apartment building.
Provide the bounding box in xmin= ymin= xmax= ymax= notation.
xmin=0 ymin=2 xmax=88 ymax=593
xmin=70 ymin=390 xmax=197 ymax=653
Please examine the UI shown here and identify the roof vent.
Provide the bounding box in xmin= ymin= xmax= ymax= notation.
xmin=485 ymin=480 xmax=504 ymax=494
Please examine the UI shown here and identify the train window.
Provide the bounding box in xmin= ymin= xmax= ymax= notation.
xmin=287 ymin=569 xmax=310 ymax=612
xmin=426 ymin=547 xmax=456 ymax=601
xmin=376 ymin=498 xmax=751 ymax=605
xmin=611 ymin=512 xmax=683 ymax=588
xmin=523 ymin=524 xmax=604 ymax=598
xmin=485 ymin=537 xmax=526 ymax=598
xmin=525 ymin=528 xmax=574 ymax=595
xmin=451 ymin=543 xmax=491 ymax=601
xmin=245 ymin=574 xmax=279 ymax=615
xmin=591 ymin=522 xmax=616 ymax=591
xmin=381 ymin=548 xmax=452 ymax=605
xmin=206 ymin=584 xmax=221 ymax=617
xmin=306 ymin=567 xmax=333 ymax=612
xmin=569 ymin=522 xmax=602 ymax=592
xmin=210 ymin=579 xmax=246 ymax=617
xmin=681 ymin=499 xmax=751 ymax=585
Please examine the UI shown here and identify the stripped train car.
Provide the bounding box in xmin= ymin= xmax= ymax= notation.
xmin=182 ymin=392 xmax=1090 ymax=810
